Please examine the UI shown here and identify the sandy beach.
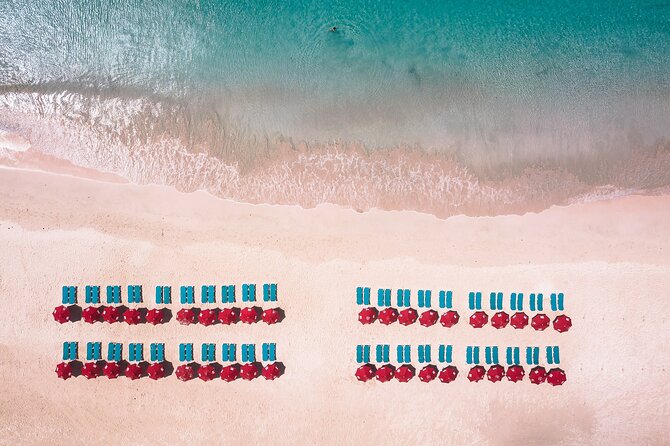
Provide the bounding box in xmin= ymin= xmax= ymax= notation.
xmin=0 ymin=166 xmax=668 ymax=445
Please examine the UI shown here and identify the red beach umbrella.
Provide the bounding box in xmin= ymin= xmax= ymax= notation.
xmin=358 ymin=307 xmax=378 ymax=325
xmin=176 ymin=308 xmax=196 ymax=325
xmin=240 ymin=363 xmax=260 ymax=381
xmin=378 ymin=308 xmax=399 ymax=325
xmin=469 ymin=311 xmax=488 ymax=328
xmin=395 ymin=364 xmax=415 ymax=382
xmin=198 ymin=309 xmax=218 ymax=326
xmin=82 ymin=306 xmax=101 ymax=324
xmin=439 ymin=366 xmax=459 ymax=383
xmin=123 ymin=308 xmax=142 ymax=325
xmin=146 ymin=308 xmax=163 ymax=325
xmin=398 ymin=308 xmax=418 ymax=326
xmin=487 ymin=365 xmax=505 ymax=382
xmin=240 ymin=307 xmax=261 ymax=324
xmin=101 ymin=306 xmax=122 ymax=323
xmin=125 ymin=363 xmax=143 ymax=380
xmin=419 ymin=310 xmax=439 ymax=327
xmin=355 ymin=364 xmax=376 ymax=382
xmin=219 ymin=307 xmax=240 ymax=325
xmin=198 ymin=364 xmax=217 ymax=381
xmin=506 ymin=365 xmax=525 ymax=383
xmin=81 ymin=362 xmax=100 ymax=379
xmin=55 ymin=362 xmax=73 ymax=380
xmin=510 ymin=312 xmax=529 ymax=329
xmin=529 ymin=366 xmax=547 ymax=385
xmin=553 ymin=315 xmax=572 ymax=333
xmin=52 ymin=305 xmax=71 ymax=324
xmin=261 ymin=308 xmax=283 ymax=325
xmin=147 ymin=362 xmax=165 ymax=380
xmin=490 ymin=311 xmax=509 ymax=329
xmin=440 ymin=310 xmax=460 ymax=328
xmin=531 ymin=313 xmax=550 ymax=331
xmin=103 ymin=362 xmax=121 ymax=379
xmin=262 ymin=362 xmax=283 ymax=380
xmin=221 ymin=364 xmax=241 ymax=382
xmin=418 ymin=365 xmax=438 ymax=383
xmin=546 ymin=368 xmax=567 ymax=386
xmin=467 ymin=365 xmax=486 ymax=382
xmin=176 ymin=364 xmax=195 ymax=382
xmin=375 ymin=364 xmax=396 ymax=382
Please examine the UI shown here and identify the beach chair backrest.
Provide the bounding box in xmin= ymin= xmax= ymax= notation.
xmin=85 ymin=286 xmax=100 ymax=304
xmin=222 ymin=343 xmax=237 ymax=362
xmin=179 ymin=343 xmax=194 ymax=362
xmin=242 ymin=284 xmax=256 ymax=302
xmin=180 ymin=286 xmax=194 ymax=304
xmin=201 ymin=285 xmax=216 ymax=304
xmin=128 ymin=285 xmax=142 ymax=303
xmin=106 ymin=286 xmax=121 ymax=304
xmin=438 ymin=290 xmax=452 ymax=309
xmin=62 ymin=341 xmax=78 ymax=361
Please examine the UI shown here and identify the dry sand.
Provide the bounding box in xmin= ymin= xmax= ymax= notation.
xmin=0 ymin=167 xmax=669 ymax=445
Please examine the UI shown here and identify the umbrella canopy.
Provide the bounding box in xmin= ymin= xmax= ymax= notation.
xmin=147 ymin=362 xmax=165 ymax=380
xmin=440 ymin=310 xmax=460 ymax=328
xmin=146 ymin=308 xmax=163 ymax=325
xmin=52 ymin=305 xmax=71 ymax=324
xmin=176 ymin=364 xmax=195 ymax=382
xmin=486 ymin=365 xmax=505 ymax=382
xmin=469 ymin=311 xmax=488 ymax=328
xmin=125 ymin=363 xmax=143 ymax=380
xmin=439 ymin=366 xmax=459 ymax=383
xmin=398 ymin=308 xmax=418 ymax=326
xmin=198 ymin=364 xmax=217 ymax=381
xmin=81 ymin=362 xmax=100 ymax=379
xmin=240 ymin=363 xmax=260 ymax=381
xmin=375 ymin=364 xmax=395 ymax=382
xmin=123 ymin=308 xmax=142 ymax=325
xmin=218 ymin=307 xmax=240 ymax=325
xmin=176 ymin=308 xmax=196 ymax=325
xmin=490 ymin=311 xmax=509 ymax=329
xmin=261 ymin=362 xmax=283 ymax=380
xmin=378 ymin=308 xmax=399 ymax=325
xmin=531 ymin=313 xmax=550 ymax=331
xmin=546 ymin=368 xmax=567 ymax=386
xmin=510 ymin=312 xmax=529 ymax=329
xmin=529 ymin=366 xmax=547 ymax=385
xmin=395 ymin=364 xmax=415 ymax=382
xmin=467 ymin=365 xmax=486 ymax=382
xmin=103 ymin=362 xmax=121 ymax=379
xmin=355 ymin=364 xmax=376 ymax=382
xmin=506 ymin=365 xmax=525 ymax=382
xmin=261 ymin=308 xmax=283 ymax=325
xmin=198 ymin=309 xmax=218 ymax=326
xmin=358 ymin=307 xmax=378 ymax=325
xmin=101 ymin=306 xmax=122 ymax=323
xmin=82 ymin=306 xmax=101 ymax=324
xmin=418 ymin=365 xmax=438 ymax=382
xmin=220 ymin=364 xmax=241 ymax=382
xmin=240 ymin=307 xmax=261 ymax=324
xmin=553 ymin=315 xmax=572 ymax=333
xmin=419 ymin=310 xmax=439 ymax=327
xmin=55 ymin=362 xmax=73 ymax=380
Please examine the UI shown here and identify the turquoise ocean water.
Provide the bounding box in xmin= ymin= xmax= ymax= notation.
xmin=1 ymin=0 xmax=669 ymax=216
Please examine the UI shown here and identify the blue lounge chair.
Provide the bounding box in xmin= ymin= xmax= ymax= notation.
xmin=179 ymin=343 xmax=194 ymax=362
xmin=128 ymin=285 xmax=142 ymax=303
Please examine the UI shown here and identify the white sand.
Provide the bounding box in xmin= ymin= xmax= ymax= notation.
xmin=0 ymin=167 xmax=669 ymax=445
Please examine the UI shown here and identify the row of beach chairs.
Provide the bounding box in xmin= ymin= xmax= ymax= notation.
xmin=62 ymin=341 xmax=277 ymax=363
xmin=356 ymin=287 xmax=565 ymax=311
xmin=62 ymin=283 xmax=279 ymax=305
xmin=356 ymin=344 xmax=560 ymax=366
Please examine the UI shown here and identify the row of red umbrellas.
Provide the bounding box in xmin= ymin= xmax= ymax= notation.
xmin=55 ymin=361 xmax=283 ymax=381
xmin=175 ymin=307 xmax=282 ymax=326
xmin=355 ymin=363 xmax=566 ymax=385
xmin=55 ymin=361 xmax=166 ymax=380
xmin=358 ymin=307 xmax=572 ymax=332
xmin=175 ymin=362 xmax=283 ymax=381
xmin=52 ymin=305 xmax=284 ymax=325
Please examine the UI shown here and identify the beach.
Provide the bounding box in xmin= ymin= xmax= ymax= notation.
xmin=1 ymin=166 xmax=668 ymax=445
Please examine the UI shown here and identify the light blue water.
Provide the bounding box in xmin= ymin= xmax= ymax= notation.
xmin=1 ymin=0 xmax=669 ymax=215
